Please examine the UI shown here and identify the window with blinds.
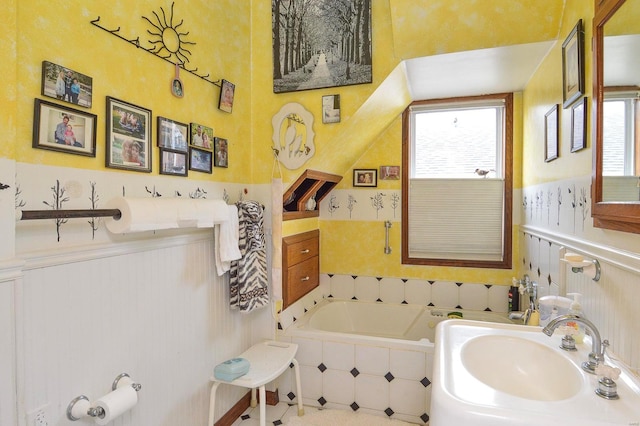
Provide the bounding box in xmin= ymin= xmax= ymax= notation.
xmin=401 ymin=93 xmax=513 ymax=269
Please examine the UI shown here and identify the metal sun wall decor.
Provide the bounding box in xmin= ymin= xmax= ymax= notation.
xmin=90 ymin=2 xmax=220 ymax=87
xmin=272 ymin=0 xmax=372 ymax=93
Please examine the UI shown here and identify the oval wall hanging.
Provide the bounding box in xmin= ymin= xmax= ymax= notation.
xmin=272 ymin=103 xmax=315 ymax=170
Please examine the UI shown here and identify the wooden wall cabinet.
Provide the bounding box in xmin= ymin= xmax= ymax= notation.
xmin=283 ymin=169 xmax=342 ymax=220
xmin=282 ymin=230 xmax=319 ymax=309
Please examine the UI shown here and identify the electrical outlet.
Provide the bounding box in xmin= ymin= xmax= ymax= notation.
xmin=27 ymin=404 xmax=49 ymax=426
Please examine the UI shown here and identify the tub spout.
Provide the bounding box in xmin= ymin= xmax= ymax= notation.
xmin=542 ymin=314 xmax=603 ymax=374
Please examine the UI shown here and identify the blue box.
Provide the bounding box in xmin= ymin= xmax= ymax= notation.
xmin=214 ymin=357 xmax=250 ymax=381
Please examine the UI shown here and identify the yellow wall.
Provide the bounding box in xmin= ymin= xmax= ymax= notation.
xmin=523 ymin=0 xmax=594 ymax=187
xmin=1 ymin=0 xmax=17 ymax=160
xmin=6 ymin=0 xmax=252 ymax=183
xmin=247 ymin=1 xmax=558 ymax=286
xmin=389 ymin=0 xmax=563 ymax=59
xmin=3 ymin=0 xmax=598 ymax=287
xmin=319 ymin=94 xmax=523 ymax=284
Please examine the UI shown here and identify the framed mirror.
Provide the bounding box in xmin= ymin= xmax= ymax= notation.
xmin=592 ymin=0 xmax=640 ymax=232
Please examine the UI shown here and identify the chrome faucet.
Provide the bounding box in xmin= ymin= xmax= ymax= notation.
xmin=542 ymin=314 xmax=604 ymax=374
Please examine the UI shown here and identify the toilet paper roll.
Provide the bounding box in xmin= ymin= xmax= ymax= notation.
xmin=105 ymin=197 xmax=179 ymax=234
xmin=94 ymin=385 xmax=138 ymax=425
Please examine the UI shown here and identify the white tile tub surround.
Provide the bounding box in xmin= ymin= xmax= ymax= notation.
xmin=276 ymin=333 xmax=433 ymax=425
xmin=275 ymin=275 xmax=512 ymax=425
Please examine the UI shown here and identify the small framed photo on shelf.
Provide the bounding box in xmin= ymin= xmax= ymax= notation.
xmin=190 ymin=122 xmax=214 ymax=150
xmin=322 ymin=94 xmax=341 ymax=123
xmin=562 ymin=19 xmax=585 ymax=108
xmin=158 ymin=117 xmax=188 ymax=152
xmin=32 ymin=98 xmax=97 ymax=157
xmin=189 ymin=147 xmax=213 ymax=173
xmin=570 ymin=97 xmax=587 ymax=152
xmin=159 ymin=148 xmax=188 ymax=177
xmin=106 ymin=96 xmax=152 ymax=172
xmin=41 ymin=61 xmax=93 ymax=108
xmin=545 ymin=104 xmax=559 ymax=162
xmin=353 ymin=169 xmax=377 ymax=187
xmin=214 ymin=137 xmax=228 ymax=168
xmin=218 ymin=79 xmax=235 ymax=113
xmin=380 ymin=165 xmax=400 ymax=180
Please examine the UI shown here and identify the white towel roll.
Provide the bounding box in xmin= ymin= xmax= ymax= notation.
xmin=195 ymin=199 xmax=230 ymax=228
xmin=105 ymin=197 xmax=179 ymax=234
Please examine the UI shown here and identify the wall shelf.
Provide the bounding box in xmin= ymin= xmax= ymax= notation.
xmin=283 ymin=169 xmax=342 ymax=221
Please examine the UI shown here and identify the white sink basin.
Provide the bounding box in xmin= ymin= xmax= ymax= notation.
xmin=430 ymin=320 xmax=640 ymax=426
xmin=461 ymin=335 xmax=582 ymax=400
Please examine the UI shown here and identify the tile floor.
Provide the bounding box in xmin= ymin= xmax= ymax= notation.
xmin=231 ymin=403 xmax=319 ymax=426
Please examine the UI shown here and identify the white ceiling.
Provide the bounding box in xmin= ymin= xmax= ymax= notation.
xmin=404 ymin=41 xmax=556 ymax=101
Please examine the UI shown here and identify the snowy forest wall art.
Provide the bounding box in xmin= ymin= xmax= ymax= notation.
xmin=272 ymin=0 xmax=372 ymax=93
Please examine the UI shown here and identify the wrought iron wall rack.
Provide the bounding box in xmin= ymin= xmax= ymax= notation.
xmin=90 ymin=16 xmax=220 ymax=87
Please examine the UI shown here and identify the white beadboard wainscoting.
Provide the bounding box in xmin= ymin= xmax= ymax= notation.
xmin=9 ymin=231 xmax=272 ymax=426
xmin=522 ymin=226 xmax=640 ymax=374
xmin=0 ymin=261 xmax=21 ymax=426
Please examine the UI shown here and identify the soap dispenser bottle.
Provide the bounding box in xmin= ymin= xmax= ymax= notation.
xmin=567 ymin=293 xmax=585 ymax=344
xmin=509 ymin=277 xmax=521 ymax=312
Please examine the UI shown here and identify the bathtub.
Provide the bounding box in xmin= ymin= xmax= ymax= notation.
xmin=287 ymin=298 xmax=515 ymax=345
xmin=280 ymin=298 xmax=516 ymax=424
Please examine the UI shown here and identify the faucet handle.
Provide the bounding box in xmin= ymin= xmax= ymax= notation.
xmin=595 ymin=364 xmax=621 ymax=381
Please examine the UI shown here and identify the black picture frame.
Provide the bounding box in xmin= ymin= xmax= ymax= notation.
xmin=213 ymin=137 xmax=228 ymax=168
xmin=571 ymin=97 xmax=587 ymax=153
xmin=159 ymin=148 xmax=188 ymax=176
xmin=105 ymin=97 xmax=152 ymax=172
xmin=562 ymin=19 xmax=585 ymax=108
xmin=32 ymin=98 xmax=97 ymax=157
xmin=189 ymin=147 xmax=213 ymax=173
xmin=272 ymin=0 xmax=372 ymax=93
xmin=41 ymin=61 xmax=93 ymax=108
xmin=545 ymin=104 xmax=559 ymax=162
xmin=218 ymin=79 xmax=235 ymax=113
xmin=158 ymin=116 xmax=189 ymax=152
xmin=353 ymin=169 xmax=377 ymax=187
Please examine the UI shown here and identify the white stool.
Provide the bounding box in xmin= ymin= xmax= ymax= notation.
xmin=208 ymin=341 xmax=304 ymax=426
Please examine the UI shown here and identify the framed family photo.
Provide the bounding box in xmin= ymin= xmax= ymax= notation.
xmin=160 ymin=149 xmax=188 ymax=177
xmin=562 ymin=19 xmax=585 ymax=108
xmin=106 ymin=97 xmax=152 ymax=172
xmin=380 ymin=165 xmax=400 ymax=180
xmin=190 ymin=123 xmax=214 ymax=150
xmin=213 ymin=137 xmax=228 ymax=168
xmin=41 ymin=61 xmax=93 ymax=108
xmin=32 ymin=98 xmax=97 ymax=157
xmin=189 ymin=147 xmax=213 ymax=173
xmin=545 ymin=104 xmax=559 ymax=162
xmin=218 ymin=79 xmax=235 ymax=113
xmin=353 ymin=169 xmax=377 ymax=187
xmin=158 ymin=116 xmax=189 ymax=152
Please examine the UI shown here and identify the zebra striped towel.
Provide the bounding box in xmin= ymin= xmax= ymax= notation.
xmin=229 ymin=201 xmax=269 ymax=313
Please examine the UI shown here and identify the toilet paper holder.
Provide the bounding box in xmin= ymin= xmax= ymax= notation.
xmin=66 ymin=373 xmax=142 ymax=421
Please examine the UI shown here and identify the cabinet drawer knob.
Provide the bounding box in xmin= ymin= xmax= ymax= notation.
xmin=301 ymin=276 xmax=310 ymax=281
xmin=300 ymin=249 xmax=310 ymax=254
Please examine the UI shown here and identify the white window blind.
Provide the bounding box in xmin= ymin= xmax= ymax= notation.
xmin=408 ymin=178 xmax=504 ymax=261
